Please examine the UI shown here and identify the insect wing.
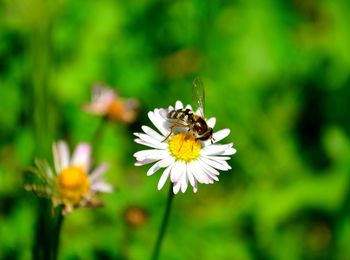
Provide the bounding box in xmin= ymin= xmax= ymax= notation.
xmin=160 ymin=108 xmax=189 ymax=127
xmin=192 ymin=77 xmax=205 ymax=117
xmin=159 ymin=108 xmax=170 ymax=120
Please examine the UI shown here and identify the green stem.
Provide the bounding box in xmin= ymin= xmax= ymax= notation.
xmin=32 ymin=200 xmax=52 ymax=260
xmin=151 ymin=183 xmax=174 ymax=260
xmin=91 ymin=118 xmax=107 ymax=157
xmin=52 ymin=207 xmax=64 ymax=260
xmin=30 ymin=14 xmax=55 ymax=260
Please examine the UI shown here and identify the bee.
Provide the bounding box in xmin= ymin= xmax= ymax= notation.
xmin=162 ymin=77 xmax=214 ymax=143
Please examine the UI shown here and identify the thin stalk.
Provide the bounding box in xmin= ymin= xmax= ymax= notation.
xmin=120 ymin=223 xmax=132 ymax=259
xmin=91 ymin=118 xmax=107 ymax=157
xmin=151 ymin=183 xmax=174 ymax=260
xmin=32 ymin=200 xmax=52 ymax=260
xmin=52 ymin=207 xmax=64 ymax=260
xmin=30 ymin=19 xmax=55 ymax=260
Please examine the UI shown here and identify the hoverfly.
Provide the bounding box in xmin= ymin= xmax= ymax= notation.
xmin=161 ymin=77 xmax=214 ymax=143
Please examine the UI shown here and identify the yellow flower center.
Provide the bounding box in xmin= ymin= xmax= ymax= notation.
xmin=168 ymin=132 xmax=201 ymax=162
xmin=107 ymin=100 xmax=124 ymax=121
xmin=107 ymin=99 xmax=137 ymax=123
xmin=57 ymin=166 xmax=90 ymax=204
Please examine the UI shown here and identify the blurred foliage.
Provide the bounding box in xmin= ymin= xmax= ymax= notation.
xmin=1 ymin=0 xmax=350 ymax=259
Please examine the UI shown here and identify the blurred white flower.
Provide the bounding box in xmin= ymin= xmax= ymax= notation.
xmin=26 ymin=141 xmax=113 ymax=215
xmin=84 ymin=83 xmax=139 ymax=123
xmin=134 ymin=101 xmax=236 ymax=194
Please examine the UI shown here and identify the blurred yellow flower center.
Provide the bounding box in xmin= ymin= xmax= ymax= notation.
xmin=57 ymin=166 xmax=90 ymax=204
xmin=107 ymin=100 xmax=124 ymax=121
xmin=168 ymin=132 xmax=201 ymax=162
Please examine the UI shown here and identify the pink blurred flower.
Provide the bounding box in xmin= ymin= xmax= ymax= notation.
xmin=84 ymin=83 xmax=139 ymax=123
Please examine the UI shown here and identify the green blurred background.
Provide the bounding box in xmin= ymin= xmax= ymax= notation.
xmin=1 ymin=0 xmax=350 ymax=259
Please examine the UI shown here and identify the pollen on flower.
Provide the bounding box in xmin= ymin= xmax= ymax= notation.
xmin=57 ymin=166 xmax=90 ymax=203
xmin=168 ymin=132 xmax=201 ymax=162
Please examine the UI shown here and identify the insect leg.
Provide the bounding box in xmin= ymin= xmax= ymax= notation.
xmin=211 ymin=137 xmax=215 ymax=144
xmin=162 ymin=126 xmax=174 ymax=142
xmin=161 ymin=122 xmax=189 ymax=142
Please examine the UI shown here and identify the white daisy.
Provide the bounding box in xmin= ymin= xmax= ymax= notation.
xmin=133 ymin=101 xmax=236 ymax=194
xmin=26 ymin=140 xmax=113 ymax=215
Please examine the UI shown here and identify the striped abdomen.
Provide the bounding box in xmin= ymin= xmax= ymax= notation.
xmin=168 ymin=108 xmax=195 ymax=124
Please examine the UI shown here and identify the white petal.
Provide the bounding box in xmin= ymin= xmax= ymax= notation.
xmin=202 ymin=129 xmax=230 ymax=146
xmin=200 ymin=157 xmax=231 ymax=171
xmin=201 ymin=143 xmax=233 ymax=156
xmin=52 ymin=141 xmax=70 ymax=174
xmin=148 ymin=110 xmax=169 ymax=136
xmin=180 ymin=172 xmax=188 ymax=193
xmin=147 ymin=162 xmax=161 ymax=176
xmin=185 ymin=104 xmax=193 ymax=110
xmin=134 ymin=133 xmax=167 ymax=149
xmin=191 ymin=162 xmax=213 ymax=183
xmin=91 ymin=181 xmax=113 ymax=193
xmin=206 ymin=171 xmax=219 ymax=181
xmin=187 ymin=167 xmax=196 ymax=188
xmin=195 ymin=107 xmax=203 ymax=116
xmin=83 ymin=102 xmax=109 ymax=115
xmin=71 ymin=143 xmax=91 ymax=171
xmin=141 ymin=125 xmax=165 ymax=141
xmin=214 ymin=128 xmax=230 ymax=141
xmin=188 ymin=161 xmax=209 ymax=184
xmin=146 ymin=157 xmax=173 ymax=176
xmin=159 ymin=156 xmax=175 ymax=167
xmin=198 ymin=160 xmax=220 ymax=176
xmin=159 ymin=108 xmax=170 ymax=120
xmin=222 ymin=147 xmax=237 ymax=155
xmin=157 ymin=166 xmax=172 ymax=190
xmin=92 ymin=85 xmax=117 ymax=104
xmin=173 ymin=181 xmax=181 ymax=194
xmin=83 ymin=85 xmax=116 ymax=115
xmin=205 ymin=156 xmax=232 ymax=169
xmin=135 ymin=161 xmax=146 ymax=166
xmin=203 ymin=155 xmax=231 ymax=161
xmin=134 ymin=158 xmax=162 ymax=166
xmin=170 ymin=161 xmax=186 ymax=183
xmin=175 ymin=100 xmax=184 ymax=109
xmin=192 ymin=181 xmax=198 ymax=193
xmin=133 ymin=149 xmax=169 ymax=161
xmin=206 ymin=117 xmax=216 ymax=128
xmin=89 ymin=163 xmax=109 ymax=182
xmin=198 ymin=161 xmax=219 ymax=181
xmin=134 ymin=138 xmax=168 ymax=150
